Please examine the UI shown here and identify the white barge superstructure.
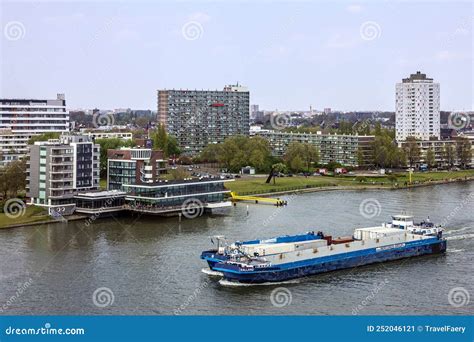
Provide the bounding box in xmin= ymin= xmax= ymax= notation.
xmin=201 ymin=215 xmax=446 ymax=283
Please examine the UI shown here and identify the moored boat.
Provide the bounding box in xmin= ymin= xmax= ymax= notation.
xmin=201 ymin=215 xmax=447 ymax=284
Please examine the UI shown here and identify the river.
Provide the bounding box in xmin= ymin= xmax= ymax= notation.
xmin=0 ymin=182 xmax=473 ymax=315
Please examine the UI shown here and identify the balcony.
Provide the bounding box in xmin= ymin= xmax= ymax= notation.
xmin=51 ymin=167 xmax=73 ymax=173
xmin=50 ymin=177 xmax=73 ymax=182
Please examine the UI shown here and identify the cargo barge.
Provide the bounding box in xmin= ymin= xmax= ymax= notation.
xmin=200 ymin=215 xmax=446 ymax=284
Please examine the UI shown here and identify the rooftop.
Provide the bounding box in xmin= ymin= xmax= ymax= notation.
xmin=75 ymin=190 xmax=127 ymax=199
xmin=122 ymin=177 xmax=234 ymax=188
xmin=402 ymin=71 xmax=434 ymax=83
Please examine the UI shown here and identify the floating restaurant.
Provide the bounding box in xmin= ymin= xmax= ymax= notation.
xmin=73 ymin=178 xmax=233 ymax=216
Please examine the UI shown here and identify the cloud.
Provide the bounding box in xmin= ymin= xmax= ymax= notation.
xmin=346 ymin=5 xmax=362 ymax=13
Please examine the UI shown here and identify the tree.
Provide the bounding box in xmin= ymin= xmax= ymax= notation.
xmin=374 ymin=122 xmax=382 ymax=136
xmin=151 ymin=124 xmax=168 ymax=150
xmin=456 ymin=138 xmax=472 ymax=169
xmin=166 ymin=136 xmax=181 ymax=157
xmin=302 ymin=143 xmax=320 ymax=172
xmin=425 ymin=148 xmax=436 ymax=168
xmin=283 ymin=142 xmax=319 ymax=172
xmin=168 ymin=168 xmax=190 ymax=180
xmin=271 ymin=163 xmax=286 ymax=184
xmin=150 ymin=125 xmax=181 ymax=157
xmin=135 ymin=117 xmax=149 ymax=129
xmin=198 ymin=135 xmax=272 ymax=173
xmin=403 ymin=137 xmax=421 ymax=168
xmin=0 ymin=159 xmax=27 ymax=199
xmin=442 ymin=144 xmax=456 ymax=167
xmin=199 ymin=144 xmax=222 ymax=163
xmin=337 ymin=120 xmax=353 ymax=135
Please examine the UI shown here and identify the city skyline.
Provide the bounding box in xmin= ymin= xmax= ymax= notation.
xmin=1 ymin=1 xmax=472 ymax=111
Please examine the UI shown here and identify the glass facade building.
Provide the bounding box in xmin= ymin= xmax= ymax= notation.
xmin=123 ymin=179 xmax=231 ymax=208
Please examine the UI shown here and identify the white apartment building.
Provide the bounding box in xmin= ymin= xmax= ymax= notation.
xmin=0 ymin=94 xmax=70 ymax=166
xmin=396 ymin=71 xmax=440 ymax=141
xmin=26 ymin=134 xmax=100 ymax=212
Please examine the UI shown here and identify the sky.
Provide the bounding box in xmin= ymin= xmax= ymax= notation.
xmin=0 ymin=1 xmax=472 ymax=112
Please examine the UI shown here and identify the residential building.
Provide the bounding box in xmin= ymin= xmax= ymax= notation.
xmin=26 ymin=134 xmax=100 ymax=211
xmin=251 ymin=104 xmax=259 ymax=114
xmin=254 ymin=130 xmax=374 ymax=167
xmin=0 ymin=94 xmax=70 ymax=166
xmin=253 ymin=110 xmax=265 ymax=123
xmin=107 ymin=148 xmax=167 ymax=190
xmin=396 ymin=71 xmax=440 ymax=141
xmin=398 ymin=137 xmax=474 ymax=168
xmin=157 ymin=84 xmax=250 ymax=155
xmin=80 ymin=130 xmax=133 ymax=141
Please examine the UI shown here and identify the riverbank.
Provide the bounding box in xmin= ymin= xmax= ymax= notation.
xmin=0 ymin=205 xmax=88 ymax=229
xmin=0 ymin=170 xmax=472 ymax=229
xmin=225 ymin=170 xmax=474 ymax=197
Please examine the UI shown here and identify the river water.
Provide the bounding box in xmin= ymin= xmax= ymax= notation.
xmin=1 ymin=182 xmax=473 ymax=315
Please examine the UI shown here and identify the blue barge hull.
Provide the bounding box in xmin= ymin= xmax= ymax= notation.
xmin=214 ymin=239 xmax=447 ymax=284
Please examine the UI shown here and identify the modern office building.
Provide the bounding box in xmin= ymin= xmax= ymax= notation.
xmin=107 ymin=148 xmax=167 ymax=190
xmin=157 ymin=84 xmax=250 ymax=155
xmin=254 ymin=130 xmax=374 ymax=167
xmin=26 ymin=134 xmax=100 ymax=212
xmin=396 ymin=71 xmax=440 ymax=141
xmin=0 ymin=94 xmax=70 ymax=166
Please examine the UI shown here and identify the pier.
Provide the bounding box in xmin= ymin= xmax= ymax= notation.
xmin=230 ymin=192 xmax=287 ymax=206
